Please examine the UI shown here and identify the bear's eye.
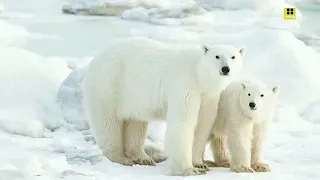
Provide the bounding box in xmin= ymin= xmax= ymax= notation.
xmin=248 ymin=93 xmax=251 ymax=96
xmin=231 ymin=56 xmax=235 ymax=59
xmin=260 ymin=94 xmax=264 ymax=97
xmin=215 ymin=56 xmax=220 ymax=59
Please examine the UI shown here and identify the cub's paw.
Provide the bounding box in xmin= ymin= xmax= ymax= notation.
xmin=251 ymin=163 xmax=271 ymax=172
xmin=231 ymin=165 xmax=255 ymax=173
xmin=174 ymin=168 xmax=206 ymax=176
xmin=194 ymin=163 xmax=210 ymax=171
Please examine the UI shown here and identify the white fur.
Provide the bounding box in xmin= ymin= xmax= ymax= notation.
xmin=211 ymin=80 xmax=279 ymax=173
xmin=82 ymin=37 xmax=244 ymax=176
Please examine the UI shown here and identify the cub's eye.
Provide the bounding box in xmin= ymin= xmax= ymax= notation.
xmin=231 ymin=56 xmax=235 ymax=59
xmin=248 ymin=93 xmax=251 ymax=96
xmin=260 ymin=94 xmax=264 ymax=97
xmin=215 ymin=56 xmax=220 ymax=59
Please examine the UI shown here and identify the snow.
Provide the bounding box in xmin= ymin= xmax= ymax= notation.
xmin=0 ymin=21 xmax=30 ymax=45
xmin=1 ymin=0 xmax=320 ymax=179
xmin=0 ymin=1 xmax=3 ymax=13
xmin=62 ymin=0 xmax=304 ymax=28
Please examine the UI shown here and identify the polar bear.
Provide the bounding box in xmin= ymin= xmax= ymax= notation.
xmin=208 ymin=80 xmax=279 ymax=173
xmin=82 ymin=37 xmax=245 ymax=176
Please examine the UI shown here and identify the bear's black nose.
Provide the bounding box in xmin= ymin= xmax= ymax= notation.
xmin=249 ymin=102 xmax=256 ymax=108
xmin=221 ymin=66 xmax=230 ymax=75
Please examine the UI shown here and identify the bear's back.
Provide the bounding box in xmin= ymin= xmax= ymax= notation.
xmin=107 ymin=37 xmax=202 ymax=67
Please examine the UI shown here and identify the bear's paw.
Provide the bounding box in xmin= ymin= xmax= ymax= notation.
xmin=251 ymin=163 xmax=270 ymax=172
xmin=231 ymin=165 xmax=255 ymax=173
xmin=193 ymin=163 xmax=210 ymax=171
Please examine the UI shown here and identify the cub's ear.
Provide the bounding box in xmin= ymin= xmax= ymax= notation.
xmin=241 ymin=82 xmax=248 ymax=90
xmin=272 ymin=85 xmax=279 ymax=94
xmin=203 ymin=45 xmax=209 ymax=54
xmin=239 ymin=47 xmax=246 ymax=57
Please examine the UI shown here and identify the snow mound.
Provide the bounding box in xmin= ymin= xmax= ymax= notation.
xmin=0 ymin=28 xmax=77 ymax=135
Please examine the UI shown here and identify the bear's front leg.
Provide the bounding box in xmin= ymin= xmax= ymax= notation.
xmin=165 ymin=91 xmax=205 ymax=176
xmin=210 ymin=135 xmax=230 ymax=168
xmin=227 ymin=121 xmax=254 ymax=173
xmin=192 ymin=96 xmax=219 ymax=171
xmin=251 ymin=121 xmax=270 ymax=172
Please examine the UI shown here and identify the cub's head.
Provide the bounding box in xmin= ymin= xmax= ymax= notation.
xmin=239 ymin=82 xmax=279 ymax=120
xmin=201 ymin=45 xmax=245 ymax=77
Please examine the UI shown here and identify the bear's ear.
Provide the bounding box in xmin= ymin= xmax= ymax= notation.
xmin=203 ymin=45 xmax=209 ymax=54
xmin=241 ymin=83 xmax=247 ymax=90
xmin=239 ymin=48 xmax=246 ymax=57
xmin=272 ymin=85 xmax=279 ymax=94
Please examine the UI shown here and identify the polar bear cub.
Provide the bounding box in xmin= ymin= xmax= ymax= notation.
xmin=210 ymin=80 xmax=279 ymax=173
xmin=82 ymin=37 xmax=245 ymax=176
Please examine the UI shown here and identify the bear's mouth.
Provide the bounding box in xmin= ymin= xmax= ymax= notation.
xmin=219 ymin=72 xmax=230 ymax=76
xmin=250 ymin=107 xmax=257 ymax=111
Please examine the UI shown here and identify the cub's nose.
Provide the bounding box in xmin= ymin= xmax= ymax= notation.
xmin=249 ymin=102 xmax=256 ymax=109
xmin=221 ymin=66 xmax=230 ymax=75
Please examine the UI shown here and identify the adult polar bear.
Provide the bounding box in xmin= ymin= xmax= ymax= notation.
xmin=82 ymin=37 xmax=245 ymax=176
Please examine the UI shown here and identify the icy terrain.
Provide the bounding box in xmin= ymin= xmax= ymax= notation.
xmin=1 ymin=0 xmax=320 ymax=179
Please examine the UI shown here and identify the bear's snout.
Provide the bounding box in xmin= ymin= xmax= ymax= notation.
xmin=249 ymin=102 xmax=256 ymax=110
xmin=221 ymin=66 xmax=230 ymax=75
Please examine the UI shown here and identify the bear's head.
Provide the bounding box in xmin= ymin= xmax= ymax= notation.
xmin=202 ymin=45 xmax=245 ymax=76
xmin=239 ymin=82 xmax=279 ymax=120
xmin=197 ymin=45 xmax=245 ymax=92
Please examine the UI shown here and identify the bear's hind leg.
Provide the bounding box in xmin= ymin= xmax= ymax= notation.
xmin=124 ymin=120 xmax=156 ymax=166
xmin=89 ymin=103 xmax=134 ymax=166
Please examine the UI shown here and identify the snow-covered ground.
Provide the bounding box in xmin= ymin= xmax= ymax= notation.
xmin=1 ymin=0 xmax=320 ymax=179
